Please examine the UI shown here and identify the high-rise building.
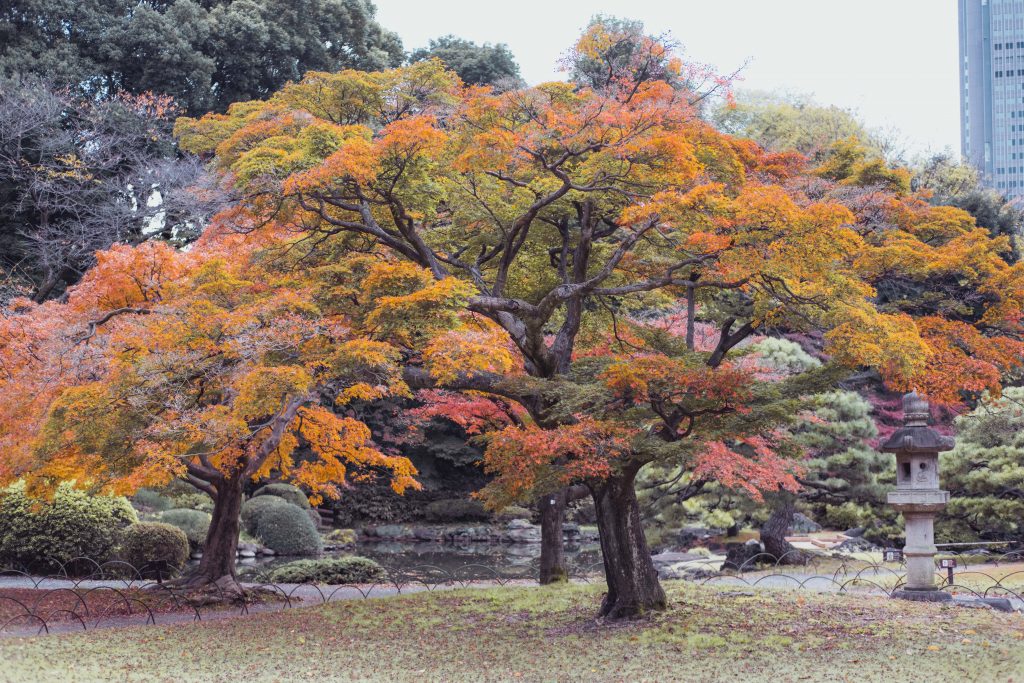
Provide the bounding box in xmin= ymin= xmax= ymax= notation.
xmin=959 ymin=0 xmax=1024 ymax=196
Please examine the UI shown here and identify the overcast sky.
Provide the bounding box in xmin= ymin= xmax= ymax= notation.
xmin=375 ymin=0 xmax=960 ymax=157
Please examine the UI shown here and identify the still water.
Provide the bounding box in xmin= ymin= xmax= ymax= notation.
xmin=237 ymin=539 xmax=602 ymax=581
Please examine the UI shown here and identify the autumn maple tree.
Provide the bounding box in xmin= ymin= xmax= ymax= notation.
xmin=745 ymin=140 xmax=1024 ymax=557
xmin=168 ymin=19 xmax=1024 ymax=616
xmin=0 ymin=222 xmax=483 ymax=591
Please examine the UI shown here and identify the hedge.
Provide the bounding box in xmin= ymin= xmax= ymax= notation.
xmin=423 ymin=498 xmax=490 ymax=523
xmin=253 ymin=483 xmax=311 ymax=509
xmin=240 ymin=495 xmax=290 ymax=536
xmin=0 ymin=482 xmax=137 ymax=572
xmin=265 ymin=557 xmax=386 ymax=584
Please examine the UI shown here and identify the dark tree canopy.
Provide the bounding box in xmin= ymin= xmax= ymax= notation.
xmin=0 ymin=79 xmax=214 ymax=302
xmin=0 ymin=0 xmax=404 ymax=115
xmin=409 ymin=35 xmax=521 ymax=87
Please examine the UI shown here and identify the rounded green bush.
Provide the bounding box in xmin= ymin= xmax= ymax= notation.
xmin=254 ymin=504 xmax=323 ymax=556
xmin=240 ymin=495 xmax=289 ymax=535
xmin=0 ymin=481 xmax=137 ymax=572
xmin=823 ymin=502 xmax=867 ymax=531
xmin=131 ymin=488 xmax=172 ymax=512
xmin=253 ymin=483 xmax=310 ymax=509
xmin=423 ymin=498 xmax=490 ymax=523
xmin=167 ymin=492 xmax=214 ymax=514
xmin=159 ymin=509 xmax=211 ymax=550
xmin=494 ymin=505 xmax=532 ymax=522
xmin=265 ymin=557 xmax=385 ymax=584
xmin=324 ymin=528 xmax=356 ymax=545
xmin=118 ymin=522 xmax=190 ymax=574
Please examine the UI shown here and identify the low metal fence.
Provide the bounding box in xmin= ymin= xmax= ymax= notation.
xmin=2 ymin=547 xmax=1021 ymax=635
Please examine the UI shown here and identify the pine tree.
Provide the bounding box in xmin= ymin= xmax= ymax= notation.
xmin=939 ymin=388 xmax=1024 ymax=544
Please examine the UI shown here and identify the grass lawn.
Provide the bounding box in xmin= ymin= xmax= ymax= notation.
xmin=1 ymin=581 xmax=1022 ymax=682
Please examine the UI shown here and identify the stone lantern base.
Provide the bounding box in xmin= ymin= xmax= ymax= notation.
xmin=892 ymin=588 xmax=952 ymax=603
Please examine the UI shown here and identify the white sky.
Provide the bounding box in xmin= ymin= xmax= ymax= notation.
xmin=375 ymin=0 xmax=960 ymax=156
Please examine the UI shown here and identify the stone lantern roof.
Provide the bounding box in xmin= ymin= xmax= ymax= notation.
xmin=880 ymin=391 xmax=955 ymax=454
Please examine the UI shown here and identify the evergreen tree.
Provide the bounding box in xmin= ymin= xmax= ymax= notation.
xmin=939 ymin=388 xmax=1024 ymax=544
xmin=649 ymin=341 xmax=900 ymax=554
xmin=410 ymin=36 xmax=521 ymax=88
xmin=0 ymin=0 xmax=404 ymax=115
xmin=797 ymin=390 xmax=897 ymax=542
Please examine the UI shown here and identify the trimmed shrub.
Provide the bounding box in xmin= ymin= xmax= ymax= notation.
xmin=0 ymin=482 xmax=137 ymax=572
xmin=254 ymin=504 xmax=323 ymax=556
xmin=131 ymin=488 xmax=172 ymax=512
xmin=240 ymin=495 xmax=289 ymax=535
xmin=168 ymin=492 xmax=214 ymax=514
xmin=306 ymin=508 xmax=323 ymax=529
xmin=494 ymin=506 xmax=532 ymax=522
xmin=253 ymin=483 xmax=310 ymax=509
xmin=325 ymin=528 xmax=356 ymax=545
xmin=118 ymin=522 xmax=190 ymax=574
xmin=265 ymin=557 xmax=385 ymax=584
xmin=160 ymin=509 xmax=211 ymax=550
xmin=423 ymin=498 xmax=490 ymax=523
xmin=823 ymin=502 xmax=868 ymax=531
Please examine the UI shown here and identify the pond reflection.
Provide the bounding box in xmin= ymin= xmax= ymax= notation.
xmin=236 ymin=539 xmax=603 ymax=581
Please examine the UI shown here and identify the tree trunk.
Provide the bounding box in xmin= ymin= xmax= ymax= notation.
xmin=538 ymin=489 xmax=568 ymax=584
xmin=685 ymin=281 xmax=696 ymax=351
xmin=761 ymin=493 xmax=802 ymax=565
xmin=186 ymin=476 xmax=245 ymax=593
xmin=32 ymin=270 xmax=61 ymax=303
xmin=591 ymin=468 xmax=666 ymax=619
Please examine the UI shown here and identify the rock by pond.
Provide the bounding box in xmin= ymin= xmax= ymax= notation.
xmin=676 ymin=525 xmax=727 ymax=549
xmin=787 ymin=512 xmax=822 ymax=534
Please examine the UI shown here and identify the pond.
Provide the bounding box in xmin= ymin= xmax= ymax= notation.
xmin=235 ymin=538 xmax=603 ymax=581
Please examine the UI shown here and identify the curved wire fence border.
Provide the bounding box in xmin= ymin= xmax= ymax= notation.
xmin=1 ymin=548 xmax=1022 ymax=634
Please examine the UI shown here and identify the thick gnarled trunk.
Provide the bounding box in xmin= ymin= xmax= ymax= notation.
xmin=187 ymin=476 xmax=245 ymax=592
xmin=591 ymin=468 xmax=666 ymax=619
xmin=538 ymin=490 xmax=568 ymax=584
xmin=761 ymin=493 xmax=801 ymax=564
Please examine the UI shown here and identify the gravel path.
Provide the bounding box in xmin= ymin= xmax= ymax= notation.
xmin=700 ymin=569 xmax=1024 ymax=611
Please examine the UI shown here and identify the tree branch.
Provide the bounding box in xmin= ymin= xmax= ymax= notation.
xmin=76 ymin=307 xmax=151 ymax=343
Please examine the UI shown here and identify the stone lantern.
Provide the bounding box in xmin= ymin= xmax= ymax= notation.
xmin=880 ymin=391 xmax=954 ymax=601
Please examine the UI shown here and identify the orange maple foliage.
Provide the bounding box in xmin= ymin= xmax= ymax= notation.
xmin=0 ymin=220 xmax=484 ymax=582
xmin=479 ymin=418 xmax=636 ymax=509
xmin=169 ymin=22 xmax=1024 ymax=607
xmin=693 ymin=437 xmax=802 ymax=501
xmin=408 ymin=390 xmax=523 ymax=436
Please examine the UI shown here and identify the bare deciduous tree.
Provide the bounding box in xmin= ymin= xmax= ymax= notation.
xmin=0 ymin=79 xmax=221 ymax=303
